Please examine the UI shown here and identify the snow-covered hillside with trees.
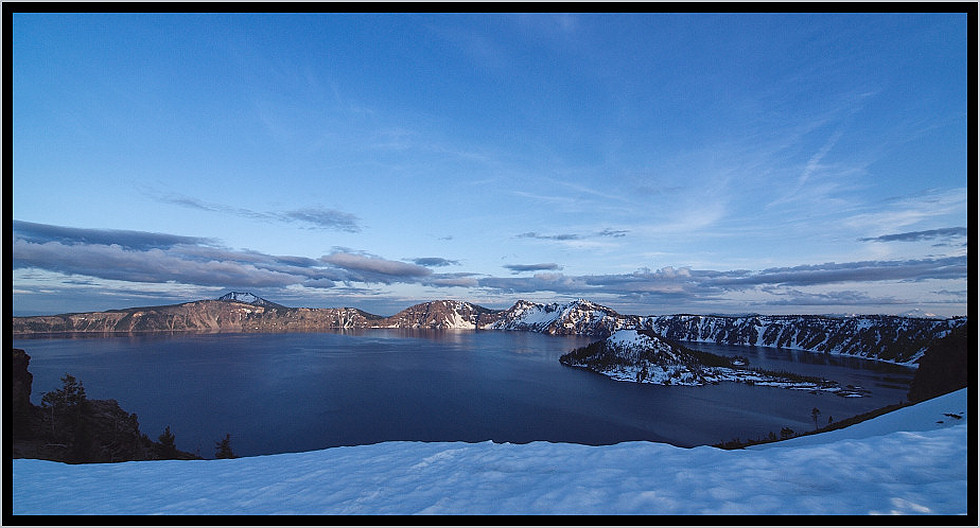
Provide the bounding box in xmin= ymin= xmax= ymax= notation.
xmin=559 ymin=330 xmax=870 ymax=397
xmin=12 ymin=389 xmax=968 ymax=515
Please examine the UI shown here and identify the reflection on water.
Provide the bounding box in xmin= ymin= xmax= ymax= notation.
xmin=14 ymin=330 xmax=914 ymax=458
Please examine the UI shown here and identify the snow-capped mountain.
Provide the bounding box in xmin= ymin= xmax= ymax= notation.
xmin=898 ymin=308 xmax=940 ymax=319
xmin=379 ymin=300 xmax=502 ymax=330
xmin=488 ymin=299 xmax=640 ymax=336
xmin=216 ymin=292 xmax=285 ymax=309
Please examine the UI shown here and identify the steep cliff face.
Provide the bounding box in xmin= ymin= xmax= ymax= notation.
xmin=11 ymin=300 xmax=383 ymax=334
xmin=642 ymin=314 xmax=967 ymax=364
xmin=12 ymin=349 xmax=34 ymax=437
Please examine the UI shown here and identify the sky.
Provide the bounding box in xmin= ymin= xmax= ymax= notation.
xmin=11 ymin=11 xmax=970 ymax=317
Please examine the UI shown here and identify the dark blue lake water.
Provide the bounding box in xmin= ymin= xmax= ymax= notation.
xmin=13 ymin=330 xmax=915 ymax=458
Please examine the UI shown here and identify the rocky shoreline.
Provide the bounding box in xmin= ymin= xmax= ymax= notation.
xmin=12 ymin=348 xmax=200 ymax=463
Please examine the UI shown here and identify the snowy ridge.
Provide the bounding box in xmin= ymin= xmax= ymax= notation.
xmin=381 ymin=300 xmax=499 ymax=330
xmin=216 ymin=292 xmax=284 ymax=309
xmin=643 ymin=313 xmax=967 ymax=365
xmin=12 ymin=389 xmax=968 ymax=515
xmin=487 ymin=300 xmax=965 ymax=365
xmin=489 ymin=299 xmax=639 ymax=336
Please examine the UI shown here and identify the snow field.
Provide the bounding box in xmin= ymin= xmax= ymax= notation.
xmin=12 ymin=390 xmax=967 ymax=515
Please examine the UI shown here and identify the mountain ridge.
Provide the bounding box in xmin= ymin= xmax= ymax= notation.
xmin=11 ymin=293 xmax=966 ymax=365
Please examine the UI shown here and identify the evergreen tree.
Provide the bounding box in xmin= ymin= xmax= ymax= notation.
xmin=215 ymin=433 xmax=236 ymax=459
xmin=40 ymin=373 xmax=88 ymax=442
xmin=41 ymin=373 xmax=87 ymax=409
xmin=811 ymin=407 xmax=821 ymax=430
xmin=158 ymin=425 xmax=178 ymax=458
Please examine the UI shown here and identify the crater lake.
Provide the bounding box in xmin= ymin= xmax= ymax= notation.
xmin=14 ymin=330 xmax=915 ymax=458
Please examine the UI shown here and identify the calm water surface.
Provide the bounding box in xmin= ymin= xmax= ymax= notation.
xmin=14 ymin=330 xmax=914 ymax=457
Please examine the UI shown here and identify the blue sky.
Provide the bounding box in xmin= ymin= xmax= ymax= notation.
xmin=12 ymin=12 xmax=969 ymax=317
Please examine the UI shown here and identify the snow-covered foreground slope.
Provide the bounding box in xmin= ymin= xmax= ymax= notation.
xmin=750 ymin=388 xmax=968 ymax=449
xmin=12 ymin=390 xmax=968 ymax=515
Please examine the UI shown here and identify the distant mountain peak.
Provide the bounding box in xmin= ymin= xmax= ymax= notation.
xmin=899 ymin=308 xmax=940 ymax=319
xmin=216 ymin=292 xmax=284 ymax=309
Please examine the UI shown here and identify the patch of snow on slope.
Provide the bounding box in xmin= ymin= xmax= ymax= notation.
xmin=606 ymin=329 xmax=655 ymax=350
xmin=750 ymin=388 xmax=968 ymax=449
xmin=511 ymin=302 xmax=559 ymax=325
xmin=222 ymin=292 xmax=258 ymax=304
xmin=447 ymin=310 xmax=474 ymax=329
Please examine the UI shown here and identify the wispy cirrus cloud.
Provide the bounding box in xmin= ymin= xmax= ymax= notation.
xmin=516 ymin=228 xmax=629 ymax=242
xmin=859 ymin=227 xmax=967 ymax=243
xmin=597 ymin=229 xmax=629 ymax=238
xmin=411 ymin=257 xmax=461 ymax=267
xmin=844 ymin=188 xmax=966 ymax=234
xmin=158 ymin=193 xmax=363 ymax=233
xmin=503 ymin=263 xmax=563 ymax=273
xmin=516 ymin=232 xmax=581 ymax=241
xmin=281 ymin=208 xmax=362 ymax=232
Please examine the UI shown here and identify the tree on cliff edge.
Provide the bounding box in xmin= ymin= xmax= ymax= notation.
xmin=215 ymin=433 xmax=236 ymax=459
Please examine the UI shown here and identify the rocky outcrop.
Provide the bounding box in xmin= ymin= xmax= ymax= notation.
xmin=11 ymin=348 xmax=200 ymax=463
xmin=907 ymin=322 xmax=970 ymax=403
xmin=12 ymin=349 xmax=34 ymax=437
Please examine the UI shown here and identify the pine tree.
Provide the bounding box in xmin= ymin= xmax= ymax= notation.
xmin=41 ymin=373 xmax=88 ymax=441
xmin=215 ymin=433 xmax=236 ymax=459
xmin=811 ymin=407 xmax=821 ymax=430
xmin=157 ymin=425 xmax=178 ymax=458
xmin=41 ymin=373 xmax=87 ymax=409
